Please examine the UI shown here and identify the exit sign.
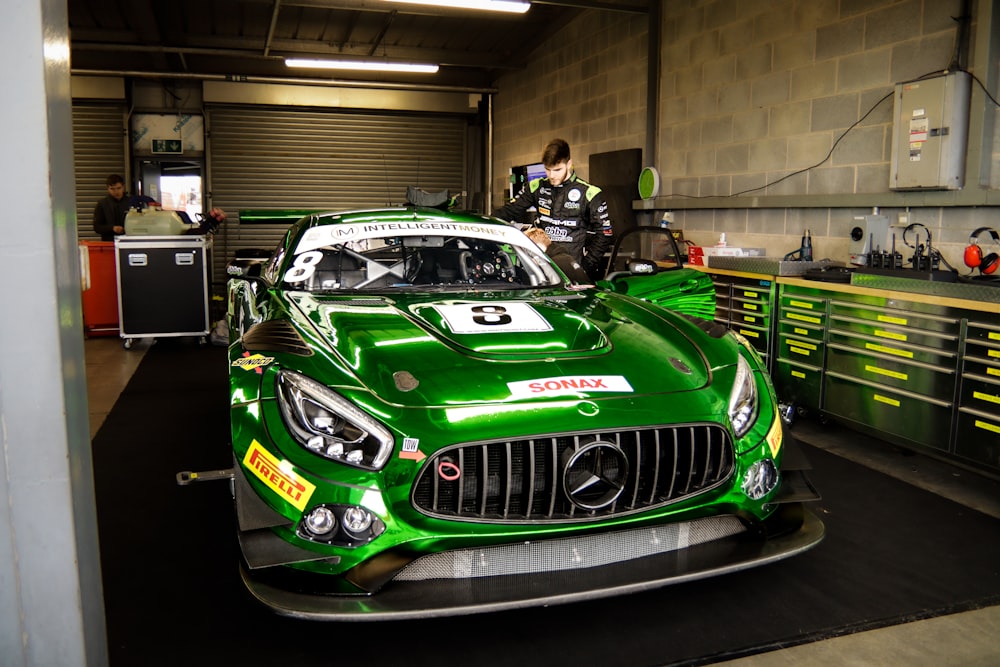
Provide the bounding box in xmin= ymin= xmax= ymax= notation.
xmin=151 ymin=139 xmax=183 ymax=154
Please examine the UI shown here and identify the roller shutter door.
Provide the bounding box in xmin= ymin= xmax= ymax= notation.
xmin=206 ymin=106 xmax=468 ymax=288
xmin=73 ymin=104 xmax=127 ymax=241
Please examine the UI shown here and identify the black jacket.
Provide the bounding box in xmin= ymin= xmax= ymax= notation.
xmin=495 ymin=172 xmax=613 ymax=280
xmin=93 ymin=195 xmax=132 ymax=242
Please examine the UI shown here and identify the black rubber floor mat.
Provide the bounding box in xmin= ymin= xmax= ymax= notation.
xmin=92 ymin=340 xmax=1000 ymax=667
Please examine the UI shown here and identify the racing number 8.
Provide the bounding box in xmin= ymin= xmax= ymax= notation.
xmin=284 ymin=251 xmax=323 ymax=283
xmin=471 ymin=305 xmax=512 ymax=326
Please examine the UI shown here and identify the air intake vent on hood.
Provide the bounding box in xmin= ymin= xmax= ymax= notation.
xmin=242 ymin=320 xmax=313 ymax=356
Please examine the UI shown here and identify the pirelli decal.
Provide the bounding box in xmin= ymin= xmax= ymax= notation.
xmin=765 ymin=413 xmax=782 ymax=459
xmin=243 ymin=440 xmax=315 ymax=511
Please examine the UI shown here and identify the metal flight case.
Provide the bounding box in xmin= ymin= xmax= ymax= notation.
xmin=115 ymin=235 xmax=212 ymax=349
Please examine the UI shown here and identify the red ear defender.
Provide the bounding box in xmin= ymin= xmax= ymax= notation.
xmin=964 ymin=243 xmax=983 ymax=268
xmin=966 ymin=227 xmax=1000 ymax=274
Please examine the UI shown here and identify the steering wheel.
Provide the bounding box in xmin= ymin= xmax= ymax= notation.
xmin=459 ymin=250 xmax=516 ymax=283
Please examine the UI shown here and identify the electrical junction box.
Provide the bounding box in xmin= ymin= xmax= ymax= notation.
xmin=890 ymin=71 xmax=971 ymax=190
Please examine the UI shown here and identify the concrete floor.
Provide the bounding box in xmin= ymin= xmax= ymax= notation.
xmin=83 ymin=336 xmax=1000 ymax=666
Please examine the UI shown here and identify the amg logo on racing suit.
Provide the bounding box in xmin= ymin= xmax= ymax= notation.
xmin=243 ymin=439 xmax=316 ymax=511
xmin=507 ymin=375 xmax=634 ymax=399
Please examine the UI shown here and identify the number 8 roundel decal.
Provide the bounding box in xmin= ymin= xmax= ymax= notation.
xmin=434 ymin=303 xmax=553 ymax=334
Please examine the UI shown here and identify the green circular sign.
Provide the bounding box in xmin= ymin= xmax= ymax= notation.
xmin=638 ymin=166 xmax=660 ymax=199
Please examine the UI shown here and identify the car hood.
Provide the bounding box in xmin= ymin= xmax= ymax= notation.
xmin=284 ymin=290 xmax=719 ymax=406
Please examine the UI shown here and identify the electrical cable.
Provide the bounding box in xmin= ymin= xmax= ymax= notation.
xmin=654 ymin=64 xmax=1000 ymax=201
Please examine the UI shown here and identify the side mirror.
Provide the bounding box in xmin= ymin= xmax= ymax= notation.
xmin=628 ymin=259 xmax=658 ymax=275
xmin=226 ymin=249 xmax=271 ymax=280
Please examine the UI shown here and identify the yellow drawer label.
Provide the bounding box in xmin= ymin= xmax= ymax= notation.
xmin=865 ymin=365 xmax=908 ymax=381
xmin=877 ymin=314 xmax=908 ymax=326
xmin=873 ymin=394 xmax=900 ymax=407
xmin=990 ymin=349 xmax=1000 ymax=359
xmin=789 ymin=300 xmax=814 ymax=309
xmin=786 ymin=339 xmax=817 ymax=351
xmin=791 ymin=370 xmax=806 ymax=379
xmin=794 ymin=327 xmax=809 ymax=336
xmin=738 ymin=329 xmax=759 ymax=338
xmin=973 ymin=391 xmax=1000 ymax=405
xmin=788 ymin=312 xmax=821 ymax=324
xmin=743 ymin=290 xmax=759 ymax=298
xmin=988 ymin=367 xmax=1000 ymax=377
xmin=866 ymin=342 xmax=914 ymax=359
xmin=975 ymin=419 xmax=1000 ymax=434
xmin=744 ymin=303 xmax=758 ymax=311
xmin=790 ymin=346 xmax=810 ymax=356
xmin=742 ymin=315 xmax=758 ymax=323
xmin=989 ymin=332 xmax=1000 ymax=341
xmin=874 ymin=329 xmax=907 ymax=342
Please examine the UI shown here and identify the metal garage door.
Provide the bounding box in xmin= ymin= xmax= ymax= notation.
xmin=206 ymin=106 xmax=468 ymax=289
xmin=73 ymin=104 xmax=127 ymax=241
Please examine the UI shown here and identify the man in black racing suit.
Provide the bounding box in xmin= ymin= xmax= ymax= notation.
xmin=494 ymin=138 xmax=614 ymax=281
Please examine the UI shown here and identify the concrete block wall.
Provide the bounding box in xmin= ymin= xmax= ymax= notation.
xmin=491 ymin=9 xmax=649 ymax=206
xmin=656 ymin=0 xmax=998 ymax=269
xmin=493 ymin=0 xmax=1000 ymax=273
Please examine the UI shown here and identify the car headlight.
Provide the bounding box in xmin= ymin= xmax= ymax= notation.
xmin=727 ymin=355 xmax=758 ymax=438
xmin=276 ymin=370 xmax=394 ymax=471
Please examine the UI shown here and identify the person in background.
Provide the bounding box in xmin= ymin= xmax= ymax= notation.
xmin=494 ymin=138 xmax=613 ymax=281
xmin=524 ymin=227 xmax=591 ymax=284
xmin=92 ymin=174 xmax=132 ymax=241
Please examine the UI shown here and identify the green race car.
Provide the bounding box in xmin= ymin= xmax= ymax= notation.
xmin=221 ymin=207 xmax=823 ymax=620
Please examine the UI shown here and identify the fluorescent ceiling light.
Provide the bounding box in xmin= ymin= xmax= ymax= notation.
xmin=285 ymin=58 xmax=439 ymax=74
xmin=387 ymin=0 xmax=530 ymax=14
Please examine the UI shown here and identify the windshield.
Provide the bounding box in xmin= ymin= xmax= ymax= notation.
xmin=279 ymin=223 xmax=564 ymax=292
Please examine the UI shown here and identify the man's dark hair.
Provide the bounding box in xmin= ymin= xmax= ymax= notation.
xmin=106 ymin=173 xmax=125 ymax=187
xmin=541 ymin=139 xmax=571 ymax=167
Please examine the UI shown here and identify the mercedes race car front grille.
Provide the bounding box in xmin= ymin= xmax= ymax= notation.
xmin=412 ymin=425 xmax=734 ymax=523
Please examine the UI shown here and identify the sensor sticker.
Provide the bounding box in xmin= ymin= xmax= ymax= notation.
xmin=399 ymin=437 xmax=426 ymax=462
xmin=243 ymin=440 xmax=315 ymax=511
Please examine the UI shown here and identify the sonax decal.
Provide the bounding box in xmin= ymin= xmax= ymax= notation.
xmin=243 ymin=440 xmax=315 ymax=511
xmin=507 ymin=375 xmax=634 ymax=399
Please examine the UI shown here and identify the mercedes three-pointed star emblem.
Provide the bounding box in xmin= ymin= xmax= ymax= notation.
xmin=562 ymin=441 xmax=629 ymax=510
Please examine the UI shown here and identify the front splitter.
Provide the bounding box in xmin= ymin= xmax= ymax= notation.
xmin=239 ymin=504 xmax=825 ymax=621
